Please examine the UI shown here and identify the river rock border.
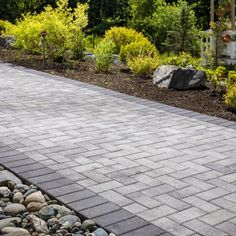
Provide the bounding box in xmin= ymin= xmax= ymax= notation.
xmin=0 ymin=142 xmax=169 ymax=236
xmin=0 ymin=165 xmax=110 ymax=236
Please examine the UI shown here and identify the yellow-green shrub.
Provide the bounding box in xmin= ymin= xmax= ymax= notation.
xmin=0 ymin=20 xmax=14 ymax=35
xmin=119 ymin=39 xmax=158 ymax=63
xmin=4 ymin=0 xmax=88 ymax=60
xmin=207 ymin=66 xmax=227 ymax=89
xmin=225 ymin=85 xmax=236 ymax=109
xmin=127 ymin=56 xmax=159 ymax=77
xmin=94 ymin=40 xmax=115 ymax=72
xmin=104 ymin=27 xmax=145 ymax=53
xmin=226 ymin=71 xmax=236 ymax=89
xmin=162 ymin=52 xmax=202 ymax=68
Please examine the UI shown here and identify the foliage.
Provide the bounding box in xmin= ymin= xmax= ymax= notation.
xmin=3 ymin=0 xmax=88 ymax=61
xmin=119 ymin=39 xmax=158 ymax=63
xmin=162 ymin=52 xmax=201 ymax=68
xmin=84 ymin=35 xmax=102 ymax=52
xmin=127 ymin=55 xmax=159 ymax=77
xmin=87 ymin=0 xmax=130 ymax=35
xmin=129 ymin=0 xmax=199 ymax=54
xmin=0 ymin=20 xmax=14 ymax=35
xmin=206 ymin=66 xmax=227 ymax=89
xmin=189 ymin=0 xmax=210 ymax=30
xmin=94 ymin=39 xmax=115 ymax=72
xmin=104 ymin=27 xmax=145 ymax=53
xmin=103 ymin=26 xmax=159 ymax=77
xmin=225 ymin=85 xmax=236 ymax=109
xmin=0 ymin=0 xmax=57 ymax=23
xmin=163 ymin=1 xmax=199 ymax=54
xmin=225 ymin=71 xmax=236 ymax=110
xmin=226 ymin=71 xmax=236 ymax=89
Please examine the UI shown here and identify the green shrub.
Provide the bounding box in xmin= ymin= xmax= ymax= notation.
xmin=207 ymin=66 xmax=227 ymax=88
xmin=119 ymin=39 xmax=158 ymax=63
xmin=215 ymin=66 xmax=227 ymax=78
xmin=162 ymin=52 xmax=201 ymax=68
xmin=225 ymin=85 xmax=236 ymax=109
xmin=94 ymin=40 xmax=115 ymax=72
xmin=0 ymin=20 xmax=14 ymax=35
xmin=104 ymin=27 xmax=145 ymax=53
xmin=4 ymin=0 xmax=88 ymax=61
xmin=226 ymin=71 xmax=236 ymax=89
xmin=127 ymin=55 xmax=159 ymax=77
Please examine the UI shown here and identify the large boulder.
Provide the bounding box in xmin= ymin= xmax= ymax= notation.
xmin=153 ymin=65 xmax=206 ymax=90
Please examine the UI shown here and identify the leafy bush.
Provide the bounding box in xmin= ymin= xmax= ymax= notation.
xmin=207 ymin=66 xmax=227 ymax=88
xmin=94 ymin=40 xmax=115 ymax=72
xmin=4 ymin=0 xmax=88 ymax=61
xmin=0 ymin=20 xmax=14 ymax=35
xmin=127 ymin=55 xmax=159 ymax=77
xmin=104 ymin=27 xmax=145 ymax=53
xmin=119 ymin=39 xmax=158 ymax=63
xmin=225 ymin=85 xmax=236 ymax=109
xmin=162 ymin=52 xmax=201 ymax=68
xmin=226 ymin=71 xmax=236 ymax=89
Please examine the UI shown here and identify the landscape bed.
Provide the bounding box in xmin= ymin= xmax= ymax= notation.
xmin=1 ymin=48 xmax=236 ymax=122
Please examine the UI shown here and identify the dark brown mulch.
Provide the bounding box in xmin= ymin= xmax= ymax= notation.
xmin=1 ymin=48 xmax=236 ymax=122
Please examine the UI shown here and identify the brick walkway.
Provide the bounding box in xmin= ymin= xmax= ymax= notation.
xmin=0 ymin=63 xmax=236 ymax=236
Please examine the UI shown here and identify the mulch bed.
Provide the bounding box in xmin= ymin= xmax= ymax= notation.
xmin=1 ymin=48 xmax=236 ymax=122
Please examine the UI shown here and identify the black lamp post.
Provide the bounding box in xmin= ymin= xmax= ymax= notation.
xmin=40 ymin=30 xmax=47 ymax=68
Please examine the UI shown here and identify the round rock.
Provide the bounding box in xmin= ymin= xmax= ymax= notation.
xmin=27 ymin=214 xmax=48 ymax=233
xmin=39 ymin=206 xmax=55 ymax=221
xmin=0 ymin=187 xmax=11 ymax=198
xmin=24 ymin=189 xmax=38 ymax=197
xmin=4 ymin=203 xmax=26 ymax=217
xmin=1 ymin=226 xmax=30 ymax=236
xmin=47 ymin=217 xmax=58 ymax=226
xmin=0 ymin=217 xmax=21 ymax=230
xmin=27 ymin=202 xmax=44 ymax=212
xmin=25 ymin=191 xmax=46 ymax=205
xmin=50 ymin=205 xmax=71 ymax=217
xmin=7 ymin=181 xmax=16 ymax=190
xmin=14 ymin=184 xmax=29 ymax=192
xmin=13 ymin=192 xmax=24 ymax=203
xmin=93 ymin=228 xmax=109 ymax=236
xmin=82 ymin=219 xmax=96 ymax=231
xmin=59 ymin=215 xmax=81 ymax=228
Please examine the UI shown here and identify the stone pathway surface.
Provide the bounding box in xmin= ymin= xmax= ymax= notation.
xmin=0 ymin=62 xmax=236 ymax=236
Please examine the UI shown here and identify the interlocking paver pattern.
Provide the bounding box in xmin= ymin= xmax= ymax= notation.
xmin=0 ymin=63 xmax=236 ymax=235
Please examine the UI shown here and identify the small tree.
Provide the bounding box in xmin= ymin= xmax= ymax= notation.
xmin=163 ymin=2 xmax=198 ymax=54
